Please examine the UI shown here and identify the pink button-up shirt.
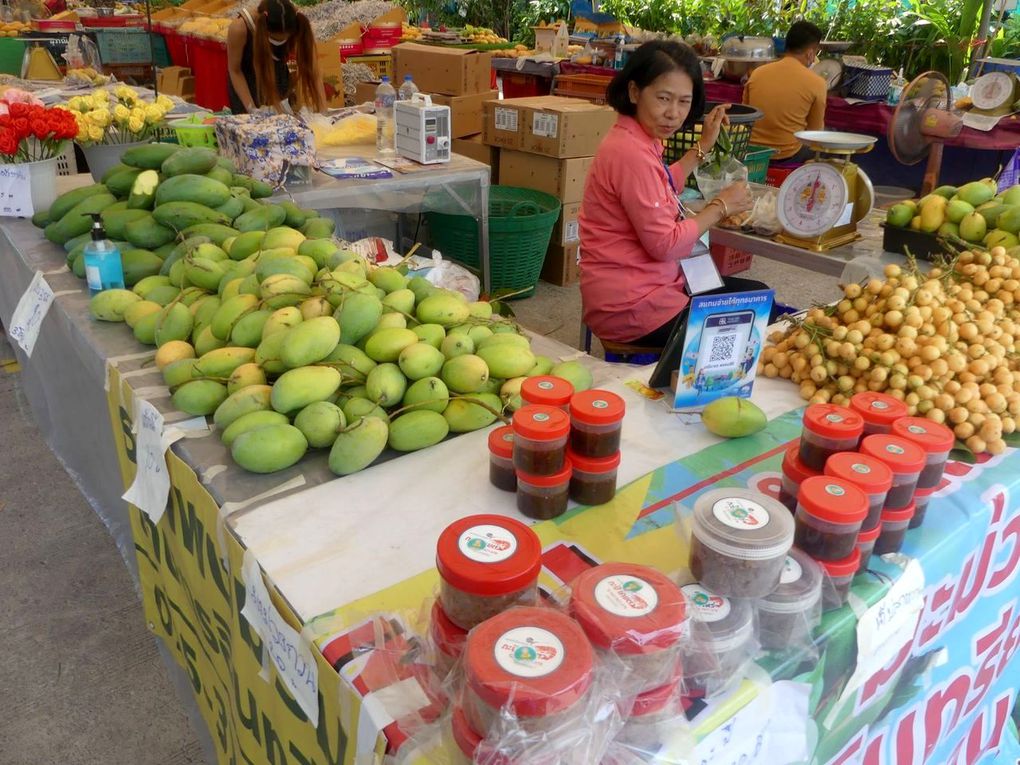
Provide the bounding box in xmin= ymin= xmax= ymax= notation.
xmin=579 ymin=115 xmax=701 ymax=342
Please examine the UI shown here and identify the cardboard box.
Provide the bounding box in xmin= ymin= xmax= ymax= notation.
xmin=393 ymin=43 xmax=493 ymax=96
xmin=429 ymin=90 xmax=498 ymax=138
xmin=452 ymin=135 xmax=499 ymax=180
xmin=158 ymin=66 xmax=194 ymax=97
xmin=520 ymin=96 xmax=615 ymax=158
xmin=355 ymin=80 xmax=379 ymax=105
xmin=541 ymin=242 xmax=580 ymax=286
xmin=483 ymin=98 xmax=524 ymax=150
xmin=498 ymin=150 xmax=593 ymax=204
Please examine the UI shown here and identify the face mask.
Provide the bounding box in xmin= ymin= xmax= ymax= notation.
xmin=269 ymin=36 xmax=288 ymax=46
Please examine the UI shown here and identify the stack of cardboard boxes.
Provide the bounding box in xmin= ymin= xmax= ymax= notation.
xmin=157 ymin=66 xmax=195 ymax=101
xmin=482 ymin=96 xmax=615 ymax=285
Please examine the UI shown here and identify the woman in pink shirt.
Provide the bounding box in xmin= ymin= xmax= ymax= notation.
xmin=580 ymin=41 xmax=760 ymax=346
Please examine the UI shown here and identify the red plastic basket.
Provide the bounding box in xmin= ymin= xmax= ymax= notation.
xmin=709 ymin=242 xmax=753 ymax=275
xmin=766 ymin=164 xmax=799 ymax=188
xmin=551 ymin=73 xmax=612 ymax=104
xmin=190 ymin=36 xmax=228 ymax=110
xmin=81 ymin=15 xmax=145 ymax=27
xmin=500 ymin=71 xmax=551 ymax=98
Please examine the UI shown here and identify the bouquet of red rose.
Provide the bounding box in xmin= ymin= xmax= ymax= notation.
xmin=0 ymin=90 xmax=79 ymax=164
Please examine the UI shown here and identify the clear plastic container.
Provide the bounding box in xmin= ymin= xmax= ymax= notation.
xmin=517 ymin=459 xmax=572 ymax=520
xmin=819 ymin=548 xmax=860 ymax=610
xmin=431 ymin=601 xmax=468 ymax=677
xmin=679 ymin=583 xmax=755 ymax=694
xmin=856 ymin=524 xmax=881 ymax=573
xmin=463 ymin=606 xmax=595 ymax=736
xmin=512 ymin=405 xmax=570 ymax=476
xmin=780 ymin=442 xmax=819 ymax=512
xmin=687 ymin=489 xmax=794 ymax=598
xmin=799 ymin=403 xmax=864 ymax=471
xmin=875 ymin=503 xmax=915 ymax=555
xmin=860 ymin=434 xmax=926 ymax=509
xmin=910 ymin=486 xmax=935 ymax=529
xmin=850 ymin=391 xmax=909 ymax=435
xmin=488 ymin=425 xmax=517 ymax=492
xmin=570 ymin=389 xmax=625 ymax=458
xmin=448 ymin=705 xmax=479 ymax=765
xmin=436 ymin=514 xmax=543 ymax=630
xmin=569 ymin=563 xmax=687 ymax=694
xmin=617 ymin=675 xmax=686 ymax=753
xmin=568 ymin=449 xmax=620 ymax=506
xmin=891 ymin=417 xmax=954 ymax=491
xmin=794 ymin=475 xmax=868 ymax=561
xmin=823 ymin=452 xmax=892 ymax=532
xmin=522 ymin=375 xmax=575 ymax=411
xmin=757 ymin=547 xmax=823 ymax=650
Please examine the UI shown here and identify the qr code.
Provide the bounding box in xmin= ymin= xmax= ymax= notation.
xmin=709 ymin=334 xmax=736 ymax=363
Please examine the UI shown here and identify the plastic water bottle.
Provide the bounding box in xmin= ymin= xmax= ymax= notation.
xmin=375 ymin=76 xmax=396 ymax=154
xmin=83 ymin=213 xmax=124 ymax=296
xmin=613 ymin=33 xmax=626 ymax=70
xmin=398 ymin=75 xmax=419 ymax=101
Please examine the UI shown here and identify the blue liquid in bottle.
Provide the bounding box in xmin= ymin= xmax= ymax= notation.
xmin=83 ymin=213 xmax=125 ymax=296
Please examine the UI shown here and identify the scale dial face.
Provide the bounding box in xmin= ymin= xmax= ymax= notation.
xmin=777 ymin=163 xmax=850 ymax=239
xmin=971 ymin=72 xmax=1014 ymax=111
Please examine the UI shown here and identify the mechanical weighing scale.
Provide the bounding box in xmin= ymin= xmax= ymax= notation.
xmin=775 ymin=131 xmax=877 ymax=251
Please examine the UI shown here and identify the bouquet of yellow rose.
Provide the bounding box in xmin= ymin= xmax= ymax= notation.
xmin=66 ymin=86 xmax=175 ymax=146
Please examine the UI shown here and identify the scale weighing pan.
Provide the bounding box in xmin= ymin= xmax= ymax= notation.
xmin=795 ymin=131 xmax=878 ymax=152
xmin=820 ymin=40 xmax=854 ymax=53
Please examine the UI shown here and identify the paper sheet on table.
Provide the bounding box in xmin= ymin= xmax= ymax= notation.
xmin=962 ymin=112 xmax=1011 ymax=132
xmin=0 ymin=164 xmax=34 ymax=218
xmin=8 ymin=271 xmax=54 ymax=356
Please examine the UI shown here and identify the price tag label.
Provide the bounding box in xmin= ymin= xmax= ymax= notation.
xmin=241 ymin=550 xmax=319 ymax=726
xmin=495 ymin=107 xmax=519 ymax=132
xmin=122 ymin=399 xmax=174 ymax=524
xmin=532 ymin=112 xmax=559 ymax=138
xmin=8 ymin=271 xmax=54 ymax=357
xmin=0 ymin=163 xmax=33 ymax=218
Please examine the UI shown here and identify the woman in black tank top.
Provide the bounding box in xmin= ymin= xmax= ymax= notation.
xmin=225 ymin=0 xmax=324 ymax=114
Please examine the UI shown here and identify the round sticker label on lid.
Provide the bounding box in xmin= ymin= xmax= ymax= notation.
xmin=494 ymin=627 xmax=565 ymax=678
xmin=459 ymin=524 xmax=518 ymax=563
xmin=886 ymin=444 xmax=905 ymax=455
xmin=537 ymin=381 xmax=554 ymax=390
xmin=532 ymin=412 xmax=550 ymax=423
xmin=711 ymin=497 xmax=771 ymax=530
xmin=592 ymin=400 xmax=609 ymax=409
xmin=594 ymin=575 xmax=659 ymax=618
xmin=851 ymin=463 xmax=871 ymax=475
xmin=681 ymin=584 xmax=730 ymax=622
xmin=502 ymin=433 xmax=514 ymax=443
xmin=780 ymin=556 xmax=803 ymax=584
xmin=826 ymin=413 xmax=845 ymax=423
xmin=871 ymin=401 xmax=889 ymax=410
xmin=907 ymin=424 xmax=927 ymax=435
xmin=825 ymin=484 xmax=846 ymax=497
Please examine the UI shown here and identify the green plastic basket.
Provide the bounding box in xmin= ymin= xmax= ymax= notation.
xmin=743 ymin=144 xmax=776 ymax=184
xmin=427 ymin=186 xmax=561 ymax=298
xmin=663 ymin=102 xmax=763 ymax=188
xmin=167 ymin=118 xmax=217 ymax=148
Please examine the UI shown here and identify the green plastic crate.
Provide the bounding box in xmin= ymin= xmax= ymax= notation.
xmin=743 ymin=144 xmax=776 ymax=184
xmin=93 ymin=28 xmax=155 ymax=65
xmin=0 ymin=38 xmax=25 ymax=76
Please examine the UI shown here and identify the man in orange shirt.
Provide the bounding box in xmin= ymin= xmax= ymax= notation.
xmin=743 ymin=21 xmax=827 ymax=162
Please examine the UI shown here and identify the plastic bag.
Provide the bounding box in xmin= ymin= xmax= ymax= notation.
xmin=694 ymin=156 xmax=747 ymax=202
xmin=63 ymin=34 xmax=101 ymax=71
xmin=418 ymin=251 xmax=480 ymax=302
xmin=755 ymin=547 xmax=822 ymax=660
xmin=999 ymin=148 xmax=1020 ymax=192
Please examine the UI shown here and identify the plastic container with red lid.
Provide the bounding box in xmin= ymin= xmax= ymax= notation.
xmin=431 ymin=601 xmax=468 ymax=677
xmin=891 ymin=417 xmax=955 ymax=490
xmin=570 ymin=389 xmax=626 ymax=458
xmin=679 ymin=583 xmax=755 ymax=694
xmin=569 ymin=563 xmax=687 ymax=693
xmin=512 ymin=405 xmax=570 ymax=476
xmin=780 ymin=442 xmax=819 ymax=512
xmin=794 ymin=475 xmax=868 ymax=561
xmin=875 ymin=503 xmax=915 ymax=555
xmin=909 ymin=486 xmax=936 ymax=529
xmin=517 ymin=459 xmax=572 ymax=520
xmin=488 ymin=425 xmax=517 ymax=492
xmin=824 ymin=451 xmax=893 ymax=532
xmin=568 ymin=449 xmax=620 ymax=506
xmin=463 ymin=606 xmax=596 ymax=736
xmin=522 ymin=375 xmax=575 ymax=411
xmin=799 ymin=403 xmax=864 ymax=471
xmin=757 ymin=547 xmax=823 ymax=650
xmin=850 ymin=392 xmax=909 ymax=435
xmin=856 ymin=524 xmax=881 ymax=573
xmin=436 ymin=514 xmax=542 ymax=630
xmin=860 ymin=434 xmax=926 ymax=509
xmin=616 ymin=674 xmax=686 ymax=754
xmin=818 ymin=548 xmax=861 ymax=610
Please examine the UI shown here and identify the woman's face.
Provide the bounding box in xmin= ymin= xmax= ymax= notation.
xmin=628 ymin=69 xmax=694 ymax=140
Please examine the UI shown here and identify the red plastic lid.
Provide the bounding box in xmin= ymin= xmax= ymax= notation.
xmin=488 ymin=425 xmax=515 ymax=459
xmin=629 ymin=672 xmax=684 ymax=717
xmin=891 ymin=417 xmax=955 ymax=454
xmin=568 ymin=563 xmax=687 ymax=655
xmin=796 ymin=475 xmax=868 ymax=524
xmin=914 ymin=485 xmax=936 ymax=499
xmin=824 ymin=452 xmax=893 ymax=494
xmin=450 ymin=705 xmax=482 ymax=758
xmin=517 ymin=458 xmax=573 ymax=488
xmin=850 ymin=392 xmax=909 ymax=427
xmin=512 ymin=405 xmax=571 ymax=440
xmin=567 ymin=449 xmax=621 ymax=474
xmin=802 ymin=403 xmax=864 ymax=440
xmin=521 ymin=376 xmax=575 ymax=408
xmin=570 ymin=389 xmax=626 ymax=426
xmin=860 ymin=434 xmax=926 ymax=474
xmin=464 ymin=607 xmax=595 ymax=717
xmin=857 ymin=524 xmax=882 ymax=543
xmin=882 ymin=502 xmax=915 ymax=524
xmin=430 ymin=601 xmax=468 ymax=659
xmin=782 ymin=442 xmax=819 ymax=484
xmin=436 ymin=515 xmax=543 ymax=597
xmin=818 ymin=548 xmax=861 ymax=578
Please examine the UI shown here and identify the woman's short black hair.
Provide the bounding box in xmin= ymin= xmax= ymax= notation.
xmin=606 ymin=40 xmax=705 ymax=127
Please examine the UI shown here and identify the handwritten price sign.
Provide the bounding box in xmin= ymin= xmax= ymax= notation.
xmin=122 ymin=399 xmax=172 ymax=524
xmin=8 ymin=271 xmax=54 ymax=357
xmin=0 ymin=164 xmax=34 ymax=218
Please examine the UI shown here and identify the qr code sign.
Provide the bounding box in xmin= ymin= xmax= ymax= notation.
xmin=709 ymin=333 xmax=736 ymax=363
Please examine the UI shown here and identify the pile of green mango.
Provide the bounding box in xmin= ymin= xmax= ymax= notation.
xmin=885 ymin=179 xmax=1020 ymax=253
xmin=36 ymin=144 xmax=594 ymax=476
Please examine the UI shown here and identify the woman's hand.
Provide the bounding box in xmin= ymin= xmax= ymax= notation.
xmin=698 ymin=104 xmax=731 ymax=153
xmin=717 ymin=181 xmax=754 ymax=216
